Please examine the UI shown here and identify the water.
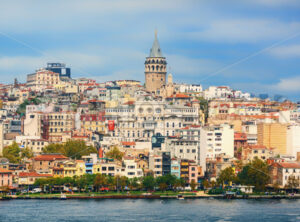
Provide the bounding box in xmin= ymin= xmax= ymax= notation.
xmin=1 ymin=199 xmax=300 ymax=221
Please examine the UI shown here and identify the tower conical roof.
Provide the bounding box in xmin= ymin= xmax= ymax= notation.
xmin=149 ymin=31 xmax=163 ymax=57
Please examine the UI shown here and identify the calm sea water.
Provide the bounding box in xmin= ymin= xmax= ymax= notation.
xmin=0 ymin=199 xmax=300 ymax=221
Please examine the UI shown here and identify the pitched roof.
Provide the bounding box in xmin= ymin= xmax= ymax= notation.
xmin=33 ymin=154 xmax=68 ymax=161
xmin=278 ymin=162 xmax=300 ymax=169
xmin=249 ymin=144 xmax=269 ymax=150
xmin=19 ymin=172 xmax=52 ymax=177
xmin=149 ymin=31 xmax=163 ymax=57
xmin=234 ymin=132 xmax=247 ymax=140
xmin=121 ymin=141 xmax=136 ymax=146
xmin=168 ymin=93 xmax=190 ymax=99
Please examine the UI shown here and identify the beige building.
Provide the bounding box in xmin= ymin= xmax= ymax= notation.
xmin=145 ymin=32 xmax=167 ymax=93
xmin=27 ymin=68 xmax=60 ymax=91
xmin=257 ymin=123 xmax=287 ymax=154
xmin=24 ymin=111 xmax=75 ymax=142
xmin=20 ymin=138 xmax=49 ymax=154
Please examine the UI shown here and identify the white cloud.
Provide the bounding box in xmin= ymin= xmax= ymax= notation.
xmin=274 ymin=76 xmax=300 ymax=92
xmin=268 ymin=44 xmax=300 ymax=58
xmin=185 ymin=19 xmax=300 ymax=43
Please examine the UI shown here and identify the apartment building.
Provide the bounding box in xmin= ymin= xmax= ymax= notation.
xmin=200 ymin=124 xmax=234 ymax=158
xmin=257 ymin=123 xmax=287 ymax=155
xmin=27 ymin=69 xmax=60 ymax=91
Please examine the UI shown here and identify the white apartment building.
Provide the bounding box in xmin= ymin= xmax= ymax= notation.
xmin=177 ymin=83 xmax=203 ymax=93
xmin=204 ymin=86 xmax=233 ymax=100
xmin=122 ymin=158 xmax=143 ymax=178
xmin=242 ymin=121 xmax=258 ymax=145
xmin=200 ymin=124 xmax=234 ymax=158
xmin=171 ymin=126 xmax=206 ymax=171
xmin=275 ymin=162 xmax=300 ymax=187
xmin=287 ymin=125 xmax=300 ymax=158
xmin=105 ymin=99 xmax=199 ymax=142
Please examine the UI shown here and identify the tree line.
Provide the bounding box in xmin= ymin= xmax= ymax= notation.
xmin=1 ymin=140 xmax=98 ymax=163
xmin=33 ymin=174 xmax=187 ymax=193
xmin=213 ymin=158 xmax=270 ymax=191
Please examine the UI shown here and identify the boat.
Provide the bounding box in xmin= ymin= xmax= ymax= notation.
xmin=60 ymin=193 xmax=67 ymax=200
xmin=177 ymin=195 xmax=184 ymax=200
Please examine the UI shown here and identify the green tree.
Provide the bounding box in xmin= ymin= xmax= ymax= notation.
xmin=3 ymin=142 xmax=21 ymax=163
xmin=202 ymin=179 xmax=210 ymax=189
xmin=217 ymin=167 xmax=236 ymax=187
xmin=63 ymin=140 xmax=97 ymax=159
xmin=142 ymin=176 xmax=156 ymax=191
xmin=43 ymin=140 xmax=97 ymax=159
xmin=174 ymin=178 xmax=185 ymax=191
xmin=190 ymin=180 xmax=198 ymax=191
xmin=20 ymin=147 xmax=33 ymax=160
xmin=105 ymin=146 xmax=124 ymax=161
xmin=16 ymin=97 xmax=41 ymax=116
xmin=197 ymin=97 xmax=209 ymax=122
xmin=128 ymin=177 xmax=139 ymax=190
xmin=238 ymin=158 xmax=270 ymax=191
xmin=43 ymin=143 xmax=64 ymax=154
xmin=94 ymin=174 xmax=107 ymax=191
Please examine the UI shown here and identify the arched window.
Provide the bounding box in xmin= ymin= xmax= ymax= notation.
xmin=156 ymin=65 xmax=159 ymax=71
xmin=152 ymin=65 xmax=155 ymax=71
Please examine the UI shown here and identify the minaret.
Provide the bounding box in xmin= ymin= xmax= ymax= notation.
xmin=145 ymin=31 xmax=167 ymax=93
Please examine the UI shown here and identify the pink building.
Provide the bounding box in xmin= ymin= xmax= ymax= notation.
xmin=0 ymin=168 xmax=13 ymax=187
xmin=189 ymin=164 xmax=198 ymax=184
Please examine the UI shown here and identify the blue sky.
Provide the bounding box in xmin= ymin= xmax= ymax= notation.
xmin=1 ymin=0 xmax=300 ymax=100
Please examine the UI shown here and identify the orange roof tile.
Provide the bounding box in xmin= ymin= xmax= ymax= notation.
xmin=19 ymin=172 xmax=52 ymax=177
xmin=279 ymin=162 xmax=300 ymax=169
xmin=121 ymin=141 xmax=136 ymax=146
xmin=33 ymin=154 xmax=68 ymax=161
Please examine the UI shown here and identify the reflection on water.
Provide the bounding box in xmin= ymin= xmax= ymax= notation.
xmin=0 ymin=199 xmax=300 ymax=222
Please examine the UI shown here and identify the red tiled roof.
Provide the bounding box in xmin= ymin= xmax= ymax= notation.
xmin=278 ymin=162 xmax=300 ymax=169
xmin=19 ymin=172 xmax=52 ymax=177
xmin=33 ymin=154 xmax=68 ymax=161
xmin=168 ymin=93 xmax=190 ymax=99
xmin=249 ymin=144 xmax=268 ymax=149
xmin=234 ymin=132 xmax=247 ymax=140
xmin=121 ymin=141 xmax=136 ymax=146
xmin=124 ymin=101 xmax=135 ymax=105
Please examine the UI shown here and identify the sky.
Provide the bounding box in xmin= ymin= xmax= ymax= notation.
xmin=0 ymin=0 xmax=300 ymax=100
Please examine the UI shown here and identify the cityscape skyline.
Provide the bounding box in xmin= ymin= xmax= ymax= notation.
xmin=0 ymin=1 xmax=300 ymax=100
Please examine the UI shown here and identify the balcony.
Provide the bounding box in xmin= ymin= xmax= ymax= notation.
xmin=143 ymin=121 xmax=156 ymax=130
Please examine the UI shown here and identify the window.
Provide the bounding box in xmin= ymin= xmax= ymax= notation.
xmin=102 ymin=167 xmax=107 ymax=171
